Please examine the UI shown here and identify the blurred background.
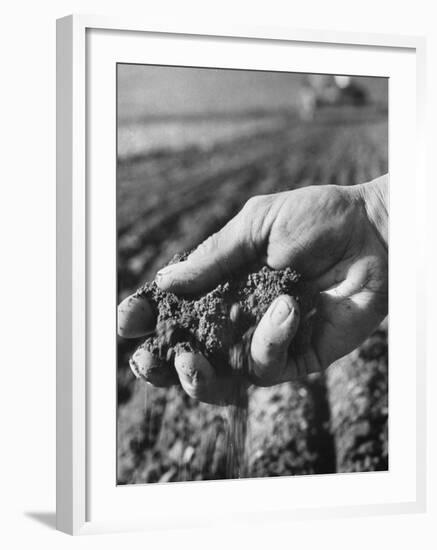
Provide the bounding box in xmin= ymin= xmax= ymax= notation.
xmin=117 ymin=65 xmax=388 ymax=484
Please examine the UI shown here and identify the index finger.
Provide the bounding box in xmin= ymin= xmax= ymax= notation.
xmin=155 ymin=210 xmax=256 ymax=296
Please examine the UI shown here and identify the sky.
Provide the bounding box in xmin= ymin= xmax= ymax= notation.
xmin=117 ymin=64 xmax=388 ymax=123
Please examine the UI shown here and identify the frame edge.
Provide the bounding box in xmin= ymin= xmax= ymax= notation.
xmin=56 ymin=14 xmax=87 ymax=535
xmin=56 ymin=14 xmax=427 ymax=533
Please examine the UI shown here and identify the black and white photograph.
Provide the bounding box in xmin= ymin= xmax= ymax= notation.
xmin=116 ymin=64 xmax=389 ymax=484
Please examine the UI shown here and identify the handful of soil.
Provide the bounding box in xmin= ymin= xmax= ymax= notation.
xmin=132 ymin=253 xmax=315 ymax=378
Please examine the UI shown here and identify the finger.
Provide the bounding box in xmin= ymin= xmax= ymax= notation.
xmin=318 ymin=255 xmax=380 ymax=299
xmin=155 ymin=212 xmax=256 ymax=296
xmin=313 ymin=288 xmax=387 ymax=368
xmin=174 ymin=352 xmax=236 ymax=405
xmin=250 ymin=295 xmax=300 ymax=386
xmin=118 ymin=293 xmax=156 ymax=338
xmin=311 ymin=256 xmax=353 ymax=292
xmin=130 ymin=346 xmax=179 ymax=387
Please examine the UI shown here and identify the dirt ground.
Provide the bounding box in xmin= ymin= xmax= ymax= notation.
xmin=117 ymin=106 xmax=388 ymax=484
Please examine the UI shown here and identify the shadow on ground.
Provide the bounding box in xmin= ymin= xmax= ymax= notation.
xmin=25 ymin=511 xmax=56 ymax=530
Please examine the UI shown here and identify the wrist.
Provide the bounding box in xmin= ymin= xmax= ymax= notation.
xmin=354 ymin=175 xmax=389 ymax=248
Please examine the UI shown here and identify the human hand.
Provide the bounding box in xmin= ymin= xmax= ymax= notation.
xmin=118 ymin=175 xmax=388 ymax=404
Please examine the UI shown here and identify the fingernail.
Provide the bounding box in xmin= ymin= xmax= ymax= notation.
xmin=155 ymin=265 xmax=174 ymax=282
xmin=270 ymin=298 xmax=293 ymax=326
xmin=130 ymin=347 xmax=151 ymax=378
xmin=117 ymin=294 xmax=155 ymax=338
xmin=129 ymin=357 xmax=141 ymax=379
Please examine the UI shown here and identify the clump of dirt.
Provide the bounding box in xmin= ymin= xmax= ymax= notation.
xmin=133 ymin=253 xmax=316 ymax=377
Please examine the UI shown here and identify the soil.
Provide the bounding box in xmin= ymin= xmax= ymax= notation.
xmin=133 ymin=257 xmax=315 ymax=377
xmin=327 ymin=320 xmax=388 ymax=472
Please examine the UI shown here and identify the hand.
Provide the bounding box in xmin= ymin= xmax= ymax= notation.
xmin=118 ymin=176 xmax=388 ymax=405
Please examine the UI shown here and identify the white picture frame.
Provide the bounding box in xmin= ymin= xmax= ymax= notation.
xmin=56 ymin=14 xmax=427 ymax=535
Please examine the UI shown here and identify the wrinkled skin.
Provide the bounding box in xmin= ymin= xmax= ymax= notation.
xmin=118 ymin=178 xmax=388 ymax=405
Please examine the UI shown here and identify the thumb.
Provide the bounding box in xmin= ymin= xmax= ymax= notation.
xmin=155 ymin=212 xmax=256 ymax=295
xmin=250 ymin=295 xmax=300 ymax=386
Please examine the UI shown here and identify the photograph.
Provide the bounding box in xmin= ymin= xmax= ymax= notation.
xmin=116 ymin=64 xmax=389 ymax=484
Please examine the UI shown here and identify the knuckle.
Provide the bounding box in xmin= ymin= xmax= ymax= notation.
xmin=191 ymin=232 xmax=230 ymax=275
xmin=193 ymin=233 xmax=218 ymax=257
xmin=242 ymin=195 xmax=266 ymax=216
xmin=241 ymin=194 xmax=275 ymax=253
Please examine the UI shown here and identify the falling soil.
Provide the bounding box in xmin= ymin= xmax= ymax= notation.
xmin=132 ymin=253 xmax=316 ymax=477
